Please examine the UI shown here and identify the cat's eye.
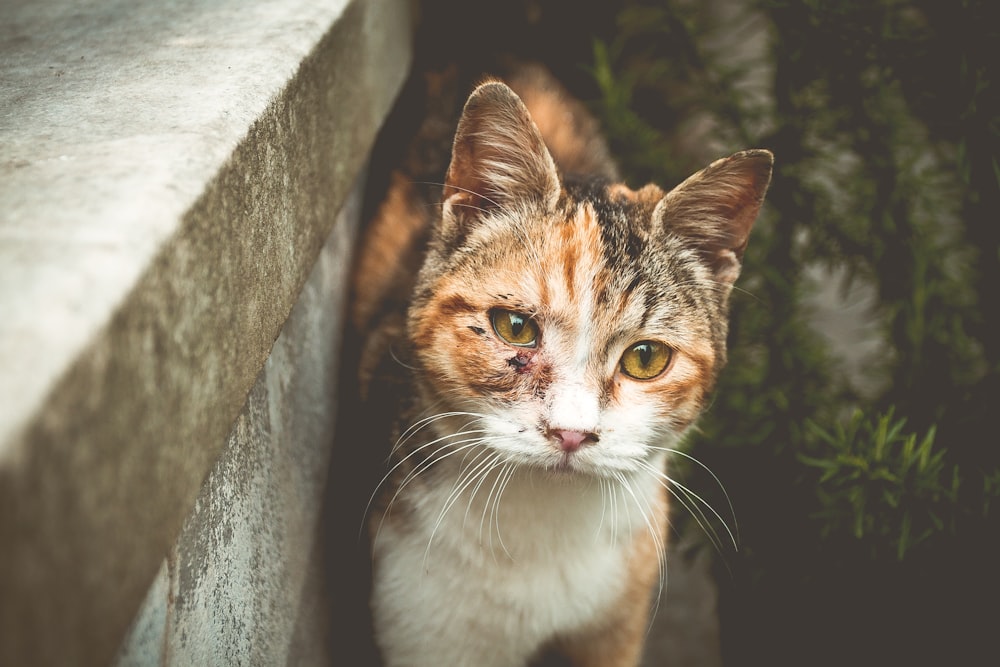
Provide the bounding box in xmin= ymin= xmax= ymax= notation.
xmin=619 ymin=341 xmax=672 ymax=380
xmin=491 ymin=309 xmax=539 ymax=347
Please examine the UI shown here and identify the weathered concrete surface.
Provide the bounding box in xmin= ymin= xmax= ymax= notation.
xmin=115 ymin=180 xmax=362 ymax=667
xmin=0 ymin=0 xmax=413 ymax=663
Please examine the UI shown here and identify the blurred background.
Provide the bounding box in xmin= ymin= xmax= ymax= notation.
xmin=402 ymin=1 xmax=999 ymax=664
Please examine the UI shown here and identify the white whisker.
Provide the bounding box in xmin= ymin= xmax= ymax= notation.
xmin=365 ymin=409 xmax=493 ymax=545
xmin=485 ymin=462 xmax=516 ymax=561
xmin=462 ymin=449 xmax=504 ymax=530
xmin=423 ymin=445 xmax=504 ymax=568
xmin=647 ymin=445 xmax=740 ymax=545
xmin=387 ymin=343 xmax=419 ymax=371
xmin=413 ymin=179 xmax=505 ymax=211
xmin=637 ymin=460 xmax=737 ymax=555
xmin=617 ymin=470 xmax=667 ymax=635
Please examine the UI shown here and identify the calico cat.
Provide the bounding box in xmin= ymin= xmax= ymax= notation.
xmin=350 ymin=65 xmax=772 ymax=667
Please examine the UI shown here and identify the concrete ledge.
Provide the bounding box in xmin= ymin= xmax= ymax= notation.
xmin=0 ymin=0 xmax=413 ymax=663
xmin=115 ymin=177 xmax=365 ymax=667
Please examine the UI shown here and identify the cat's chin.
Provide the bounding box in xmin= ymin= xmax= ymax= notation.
xmin=545 ymin=452 xmax=582 ymax=476
xmin=530 ymin=451 xmax=632 ymax=480
xmin=533 ymin=464 xmax=591 ymax=486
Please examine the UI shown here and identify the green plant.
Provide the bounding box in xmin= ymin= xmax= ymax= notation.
xmin=800 ymin=409 xmax=959 ymax=561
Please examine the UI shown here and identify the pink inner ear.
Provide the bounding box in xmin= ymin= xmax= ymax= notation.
xmin=713 ymin=250 xmax=743 ymax=286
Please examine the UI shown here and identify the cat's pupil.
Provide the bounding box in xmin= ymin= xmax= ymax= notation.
xmin=637 ymin=343 xmax=652 ymax=367
xmin=509 ymin=314 xmax=524 ymax=336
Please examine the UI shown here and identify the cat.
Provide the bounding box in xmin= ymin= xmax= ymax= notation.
xmin=350 ymin=64 xmax=772 ymax=667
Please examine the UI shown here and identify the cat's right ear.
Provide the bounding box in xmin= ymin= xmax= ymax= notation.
xmin=653 ymin=149 xmax=773 ymax=286
xmin=441 ymin=81 xmax=561 ymax=228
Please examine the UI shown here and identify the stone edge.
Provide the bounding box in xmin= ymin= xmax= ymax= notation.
xmin=0 ymin=0 xmax=414 ymax=663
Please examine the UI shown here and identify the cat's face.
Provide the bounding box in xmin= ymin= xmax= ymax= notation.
xmin=410 ymin=194 xmax=720 ymax=476
xmin=406 ymin=81 xmax=771 ymax=478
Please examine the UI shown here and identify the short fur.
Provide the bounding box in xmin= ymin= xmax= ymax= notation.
xmin=352 ymin=65 xmax=772 ymax=667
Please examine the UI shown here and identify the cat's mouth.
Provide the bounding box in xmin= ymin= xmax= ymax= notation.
xmin=551 ymin=452 xmax=577 ymax=474
xmin=521 ymin=443 xmax=646 ymax=479
xmin=540 ymin=450 xmax=600 ymax=477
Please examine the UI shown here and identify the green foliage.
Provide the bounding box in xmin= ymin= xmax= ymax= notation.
xmin=800 ymin=409 xmax=958 ymax=561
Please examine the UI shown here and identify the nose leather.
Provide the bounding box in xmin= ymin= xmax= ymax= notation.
xmin=549 ymin=429 xmax=599 ymax=453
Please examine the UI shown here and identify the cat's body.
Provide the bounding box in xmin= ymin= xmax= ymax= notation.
xmin=351 ymin=65 xmax=772 ymax=667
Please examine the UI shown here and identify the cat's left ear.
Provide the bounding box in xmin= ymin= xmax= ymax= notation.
xmin=442 ymin=81 xmax=562 ymax=217
xmin=653 ymin=149 xmax=773 ymax=285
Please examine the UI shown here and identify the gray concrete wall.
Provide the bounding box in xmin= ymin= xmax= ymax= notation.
xmin=0 ymin=0 xmax=414 ymax=664
xmin=115 ymin=180 xmax=363 ymax=667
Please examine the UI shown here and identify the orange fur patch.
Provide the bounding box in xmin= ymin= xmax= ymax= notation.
xmin=352 ymin=171 xmax=429 ymax=332
xmin=608 ymin=182 xmax=665 ymax=206
xmin=505 ymin=64 xmax=619 ymax=180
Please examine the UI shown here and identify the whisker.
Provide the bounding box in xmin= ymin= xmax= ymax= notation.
xmin=608 ymin=474 xmax=620 ymax=550
xmin=614 ymin=470 xmax=667 ymax=637
xmin=448 ymin=201 xmax=492 ymax=216
xmin=359 ymin=411 xmax=494 ymax=540
xmin=637 ymin=461 xmax=717 ymax=549
xmin=477 ymin=457 xmax=505 ymax=552
xmin=485 ymin=462 xmax=516 ymax=561
xmin=412 ymin=180 xmax=505 ymax=211
xmin=462 ymin=449 xmax=504 ymax=530
xmin=595 ymin=476 xmax=609 ymax=543
xmin=646 ymin=446 xmax=740 ymax=546
xmin=387 ymin=343 xmax=419 ymax=371
xmin=658 ymin=277 xmax=763 ymax=305
xmin=423 ymin=445 xmax=504 ymax=567
xmin=393 ymin=411 xmax=488 ymax=456
xmin=614 ymin=470 xmax=666 ymax=565
xmin=368 ymin=429 xmax=491 ymax=546
xmin=364 ymin=425 xmax=489 ymax=530
xmin=638 ymin=460 xmax=737 ymax=555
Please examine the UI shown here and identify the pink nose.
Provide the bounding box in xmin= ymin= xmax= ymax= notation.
xmin=550 ymin=429 xmax=599 ymax=453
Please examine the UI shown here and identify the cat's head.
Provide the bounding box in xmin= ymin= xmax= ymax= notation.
xmin=407 ymin=81 xmax=772 ymax=476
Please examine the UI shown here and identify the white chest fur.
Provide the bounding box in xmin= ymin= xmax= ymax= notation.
xmin=371 ymin=463 xmax=663 ymax=667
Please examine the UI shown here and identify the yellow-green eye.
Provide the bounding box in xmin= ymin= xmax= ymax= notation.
xmin=620 ymin=341 xmax=672 ymax=380
xmin=491 ymin=309 xmax=539 ymax=347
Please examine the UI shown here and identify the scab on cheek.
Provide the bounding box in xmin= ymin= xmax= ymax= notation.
xmin=507 ymin=350 xmax=535 ymax=373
